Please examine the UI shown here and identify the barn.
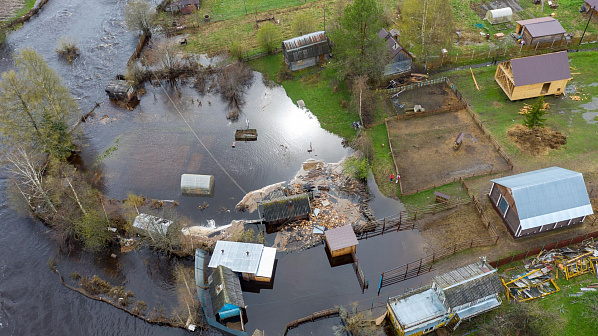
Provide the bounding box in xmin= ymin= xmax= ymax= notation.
xmin=282 ymin=31 xmax=331 ymax=71
xmin=494 ymin=51 xmax=572 ymax=101
xmin=485 ymin=7 xmax=513 ymax=25
xmin=488 ymin=167 xmax=594 ymax=238
xmin=378 ymin=28 xmax=413 ymax=77
xmin=515 ymin=17 xmax=565 ymax=45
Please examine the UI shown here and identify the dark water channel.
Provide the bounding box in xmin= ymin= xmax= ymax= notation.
xmin=0 ymin=0 xmax=425 ymax=335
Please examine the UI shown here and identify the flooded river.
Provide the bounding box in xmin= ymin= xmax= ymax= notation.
xmin=0 ymin=0 xmax=425 ymax=335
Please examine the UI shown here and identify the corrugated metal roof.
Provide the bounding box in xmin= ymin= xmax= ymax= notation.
xmin=442 ymin=273 xmax=503 ymax=308
xmin=434 ymin=261 xmax=495 ymax=289
xmin=524 ymin=19 xmax=565 ymax=38
xmin=261 ymin=193 xmax=311 ymax=223
xmin=208 ymin=241 xmax=264 ymax=274
xmin=492 ymin=167 xmax=593 ymax=230
xmin=325 ymin=225 xmax=358 ymax=251
xmin=282 ymin=31 xmax=329 ymax=55
xmin=208 ymin=265 xmax=244 ymax=314
xmin=255 ymin=247 xmax=276 ymax=278
xmin=509 ymin=51 xmax=571 ymax=86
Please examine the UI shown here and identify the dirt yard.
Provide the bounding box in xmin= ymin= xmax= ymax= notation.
xmin=387 ymin=109 xmax=511 ymax=195
xmin=393 ymin=83 xmax=462 ymax=114
xmin=507 ymin=124 xmax=567 ymax=156
xmin=0 ymin=0 xmax=24 ymax=21
xmin=418 ymin=203 xmax=494 ymax=255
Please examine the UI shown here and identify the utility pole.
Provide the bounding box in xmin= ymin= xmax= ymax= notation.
xmin=243 ymin=0 xmax=247 ymax=14
xmin=580 ymin=6 xmax=595 ymax=45
xmin=323 ymin=5 xmax=326 ymax=32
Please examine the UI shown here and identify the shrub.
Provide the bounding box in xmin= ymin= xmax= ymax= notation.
xmin=56 ymin=37 xmax=80 ymax=63
xmin=257 ymin=22 xmax=281 ymax=54
xmin=229 ymin=41 xmax=244 ymax=61
xmin=343 ymin=156 xmax=370 ymax=180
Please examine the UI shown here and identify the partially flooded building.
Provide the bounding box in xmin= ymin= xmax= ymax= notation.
xmin=489 ymin=167 xmax=593 ymax=238
xmin=209 ymin=265 xmax=246 ymax=322
xmin=105 ymin=79 xmax=135 ymax=101
xmin=260 ymin=193 xmax=311 ymax=226
xmin=208 ymin=241 xmax=277 ymax=282
xmin=325 ymin=225 xmax=358 ymax=258
xmin=387 ymin=261 xmax=503 ymax=335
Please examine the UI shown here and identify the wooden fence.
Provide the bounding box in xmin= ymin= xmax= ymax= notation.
xmin=490 ymin=230 xmax=598 ymax=269
xmin=352 ymin=251 xmax=368 ymax=294
xmin=377 ymin=234 xmax=499 ymax=295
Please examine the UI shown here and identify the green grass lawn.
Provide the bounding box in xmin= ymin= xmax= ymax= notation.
xmin=201 ymin=0 xmax=320 ymax=22
xmin=1 ymin=0 xmax=35 ymax=24
xmin=445 ymin=51 xmax=598 ymax=172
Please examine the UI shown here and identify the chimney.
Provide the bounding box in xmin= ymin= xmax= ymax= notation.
xmin=221 ymin=249 xmax=225 ymax=253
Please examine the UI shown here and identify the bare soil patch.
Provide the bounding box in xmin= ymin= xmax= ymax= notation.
xmin=0 ymin=0 xmax=24 ymax=21
xmin=507 ymin=124 xmax=567 ymax=156
xmin=419 ymin=203 xmax=493 ymax=255
xmin=394 ymin=83 xmax=462 ymax=114
xmin=387 ymin=109 xmax=511 ymax=195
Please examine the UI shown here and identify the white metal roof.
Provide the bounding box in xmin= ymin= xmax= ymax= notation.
xmin=487 ymin=7 xmax=512 ymax=18
xmin=388 ymin=288 xmax=448 ymax=330
xmin=256 ymin=247 xmax=277 ymax=278
xmin=208 ymin=241 xmax=264 ymax=274
xmin=492 ymin=167 xmax=593 ymax=230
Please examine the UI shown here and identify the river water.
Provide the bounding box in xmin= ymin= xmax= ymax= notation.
xmin=0 ymin=0 xmax=426 ymax=335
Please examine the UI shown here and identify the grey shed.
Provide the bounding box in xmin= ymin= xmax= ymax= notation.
xmin=208 ymin=265 xmax=245 ymax=320
xmin=105 ymin=79 xmax=134 ymax=101
xmin=181 ymin=174 xmax=214 ymax=196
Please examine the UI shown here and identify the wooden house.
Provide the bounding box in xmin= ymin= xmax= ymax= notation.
xmin=584 ymin=0 xmax=598 ymax=16
xmin=387 ymin=261 xmax=503 ymax=336
xmin=378 ymin=28 xmax=413 ymax=77
xmin=208 ymin=265 xmax=246 ymax=321
xmin=281 ymin=31 xmax=331 ymax=71
xmin=488 ymin=167 xmax=594 ymax=238
xmin=260 ymin=193 xmax=311 ymax=226
xmin=208 ymin=241 xmax=277 ymax=282
xmin=325 ymin=225 xmax=358 ymax=258
xmin=515 ymin=17 xmax=565 ymax=45
xmin=105 ymin=79 xmax=134 ymax=101
xmin=494 ymin=51 xmax=572 ymax=101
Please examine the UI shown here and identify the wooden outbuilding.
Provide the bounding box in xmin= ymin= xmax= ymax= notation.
xmin=282 ymin=31 xmax=331 ymax=71
xmin=208 ymin=241 xmax=277 ymax=282
xmin=488 ymin=167 xmax=594 ymax=238
xmin=105 ymin=79 xmax=135 ymax=102
xmin=169 ymin=0 xmax=200 ymax=14
xmin=325 ymin=225 xmax=358 ymax=258
xmin=378 ymin=28 xmax=413 ymax=77
xmin=260 ymin=193 xmax=311 ymax=226
xmin=515 ymin=17 xmax=565 ymax=45
xmin=208 ymin=265 xmax=246 ymax=321
xmin=584 ymin=0 xmax=598 ymax=16
xmin=494 ymin=51 xmax=572 ymax=101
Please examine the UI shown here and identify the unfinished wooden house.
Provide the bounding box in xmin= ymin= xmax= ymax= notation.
xmin=378 ymin=28 xmax=413 ymax=77
xmin=515 ymin=17 xmax=565 ymax=45
xmin=325 ymin=225 xmax=358 ymax=258
xmin=489 ymin=167 xmax=593 ymax=238
xmin=494 ymin=51 xmax=572 ymax=101
xmin=387 ymin=261 xmax=503 ymax=336
xmin=208 ymin=265 xmax=246 ymax=322
xmin=281 ymin=31 xmax=331 ymax=71
xmin=208 ymin=241 xmax=277 ymax=282
xmin=259 ymin=193 xmax=311 ymax=226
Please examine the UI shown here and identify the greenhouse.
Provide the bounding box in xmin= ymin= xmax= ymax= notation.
xmin=181 ymin=174 xmax=214 ymax=196
xmin=485 ymin=7 xmax=513 ymax=25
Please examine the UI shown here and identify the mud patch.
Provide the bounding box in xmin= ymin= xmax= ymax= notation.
xmin=507 ymin=124 xmax=567 ymax=156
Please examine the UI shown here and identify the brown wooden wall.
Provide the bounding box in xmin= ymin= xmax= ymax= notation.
xmin=510 ymin=78 xmax=571 ymax=100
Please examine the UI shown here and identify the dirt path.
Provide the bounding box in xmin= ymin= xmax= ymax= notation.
xmin=0 ymin=0 xmax=24 ymax=21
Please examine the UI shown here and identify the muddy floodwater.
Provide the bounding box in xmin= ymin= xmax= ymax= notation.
xmin=0 ymin=0 xmax=425 ymax=335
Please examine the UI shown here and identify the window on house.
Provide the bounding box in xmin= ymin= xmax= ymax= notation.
xmin=498 ymin=197 xmax=509 ymax=215
xmin=541 ymin=82 xmax=550 ymax=94
xmin=216 ymin=284 xmax=223 ymax=295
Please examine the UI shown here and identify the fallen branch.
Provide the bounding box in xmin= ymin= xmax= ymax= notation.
xmin=470 ymin=67 xmax=480 ymax=91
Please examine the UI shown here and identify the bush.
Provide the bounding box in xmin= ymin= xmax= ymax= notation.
xmin=343 ymin=156 xmax=370 ymax=180
xmin=291 ymin=12 xmax=317 ymax=36
xmin=229 ymin=41 xmax=244 ymax=61
xmin=257 ymin=22 xmax=281 ymax=54
xmin=56 ymin=37 xmax=80 ymax=63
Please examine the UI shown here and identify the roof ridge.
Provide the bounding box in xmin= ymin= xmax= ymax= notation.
xmin=509 ymin=172 xmax=580 ymax=191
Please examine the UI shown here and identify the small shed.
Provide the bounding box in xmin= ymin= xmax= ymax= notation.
xmin=515 ymin=17 xmax=565 ymax=45
xmin=209 ymin=241 xmax=277 ymax=282
xmin=494 ymin=51 xmax=572 ymax=100
xmin=133 ymin=213 xmax=173 ymax=235
xmin=584 ymin=0 xmax=598 ymax=16
xmin=208 ymin=265 xmax=245 ymax=321
xmin=282 ymin=31 xmax=331 ymax=71
xmin=260 ymin=193 xmax=311 ymax=226
xmin=181 ymin=174 xmax=214 ymax=196
xmin=325 ymin=225 xmax=358 ymax=258
xmin=378 ymin=28 xmax=413 ymax=77
xmin=105 ymin=79 xmax=134 ymax=101
xmin=485 ymin=7 xmax=513 ymax=24
xmin=489 ymin=167 xmax=594 ymax=238
xmin=169 ymin=0 xmax=201 ymax=14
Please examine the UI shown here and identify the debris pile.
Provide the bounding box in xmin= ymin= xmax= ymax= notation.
xmin=518 ymin=102 xmax=549 ymax=115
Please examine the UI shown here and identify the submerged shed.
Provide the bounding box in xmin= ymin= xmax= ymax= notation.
xmin=133 ymin=213 xmax=173 ymax=235
xmin=325 ymin=225 xmax=358 ymax=258
xmin=181 ymin=174 xmax=214 ymax=196
xmin=485 ymin=7 xmax=513 ymax=24
xmin=260 ymin=193 xmax=311 ymax=226
xmin=208 ymin=265 xmax=245 ymax=321
xmin=105 ymin=79 xmax=134 ymax=101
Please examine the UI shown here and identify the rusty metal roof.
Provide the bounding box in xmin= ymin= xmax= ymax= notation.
xmin=509 ymin=51 xmax=571 ymax=86
xmin=282 ymin=31 xmax=329 ymax=51
xmin=325 ymin=225 xmax=358 ymax=251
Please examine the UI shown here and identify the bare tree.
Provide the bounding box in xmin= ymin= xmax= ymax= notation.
xmin=124 ymin=0 xmax=156 ymax=35
xmin=217 ymin=61 xmax=254 ymax=117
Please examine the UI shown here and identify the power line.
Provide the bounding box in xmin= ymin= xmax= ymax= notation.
xmin=153 ymin=75 xmax=247 ymax=195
